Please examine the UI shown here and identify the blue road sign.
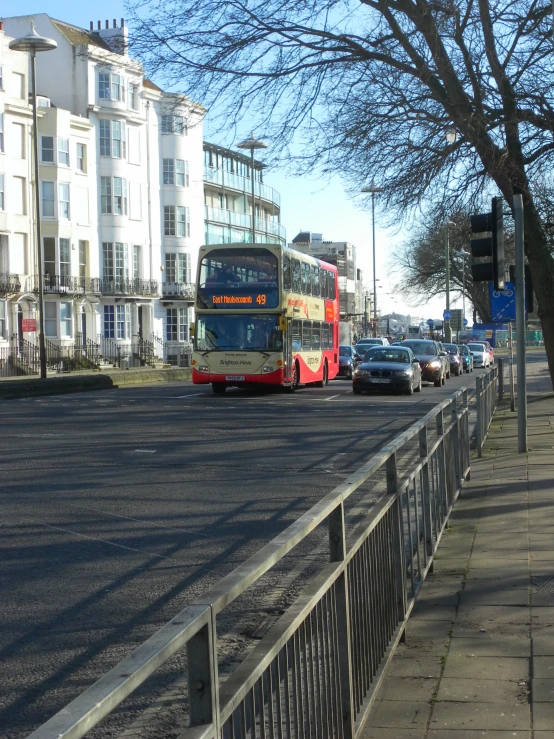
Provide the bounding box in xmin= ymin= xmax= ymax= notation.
xmin=463 ymin=318 xmax=468 ymax=326
xmin=419 ymin=322 xmax=425 ymax=328
xmin=489 ymin=282 xmax=517 ymax=322
xmin=443 ymin=310 xmax=452 ymax=321
xmin=427 ymin=319 xmax=434 ymax=327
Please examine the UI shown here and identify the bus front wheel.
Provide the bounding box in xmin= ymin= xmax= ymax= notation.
xmin=315 ymin=361 xmax=328 ymax=388
xmin=212 ymin=383 xmax=227 ymax=394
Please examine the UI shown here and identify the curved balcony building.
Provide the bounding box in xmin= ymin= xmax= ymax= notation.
xmin=203 ymin=142 xmax=285 ymax=246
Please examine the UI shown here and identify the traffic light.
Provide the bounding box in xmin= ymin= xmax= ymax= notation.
xmin=470 ymin=196 xmax=505 ymax=290
xmin=509 ymin=264 xmax=534 ymax=314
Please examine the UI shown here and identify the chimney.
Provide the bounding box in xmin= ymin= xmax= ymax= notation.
xmin=0 ymin=21 xmax=3 ymax=32
xmin=113 ymin=19 xmax=117 ymax=28
xmin=96 ymin=17 xmax=129 ymax=55
xmin=121 ymin=18 xmax=125 ymax=27
xmin=105 ymin=20 xmax=109 ymax=29
xmin=90 ymin=21 xmax=93 ymax=30
xmin=97 ymin=21 xmax=101 ymax=30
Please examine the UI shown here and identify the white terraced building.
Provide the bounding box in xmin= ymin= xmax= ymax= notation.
xmin=0 ymin=14 xmax=205 ymax=371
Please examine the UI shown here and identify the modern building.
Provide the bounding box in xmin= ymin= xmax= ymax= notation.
xmin=203 ymin=141 xmax=285 ymax=245
xmin=1 ymin=14 xmax=205 ymax=369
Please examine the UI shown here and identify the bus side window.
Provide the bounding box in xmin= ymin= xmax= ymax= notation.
xmin=302 ymin=321 xmax=312 ymax=350
xmin=312 ymin=321 xmax=321 ymax=350
xmin=283 ymin=255 xmax=291 ymax=291
xmin=322 ymin=323 xmax=329 ymax=349
xmin=312 ymin=266 xmax=320 ymax=297
xmin=320 ymin=270 xmax=328 ymax=299
xmin=328 ymin=271 xmax=336 ymax=299
xmin=292 ymin=259 xmax=301 ymax=293
xmin=301 ymin=263 xmax=311 ymax=295
xmin=292 ymin=319 xmax=301 ymax=351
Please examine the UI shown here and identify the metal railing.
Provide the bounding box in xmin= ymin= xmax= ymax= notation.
xmin=44 ymin=340 xmax=100 ymax=372
xmin=0 ymin=340 xmax=39 ymax=376
xmin=475 ymin=365 xmax=498 ymax=457
xmin=0 ymin=273 xmax=21 ymax=292
xmin=161 ymin=281 xmax=196 ymax=300
xmin=98 ymin=336 xmax=157 ymax=369
xmin=28 ymin=387 xmax=472 ymax=739
xmin=33 ymin=275 xmax=102 ymax=295
xmin=204 ymin=166 xmax=281 ymax=207
xmin=99 ymin=278 xmax=159 ymax=296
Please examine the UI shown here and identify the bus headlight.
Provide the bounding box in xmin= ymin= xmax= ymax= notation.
xmin=197 ymin=365 xmax=209 ymax=373
xmin=262 ymin=366 xmax=274 ymax=373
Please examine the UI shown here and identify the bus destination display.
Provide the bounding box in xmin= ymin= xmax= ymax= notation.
xmin=211 ymin=293 xmax=270 ymax=306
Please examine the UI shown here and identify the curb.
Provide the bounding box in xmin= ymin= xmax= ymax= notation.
xmin=0 ymin=368 xmax=192 ymax=400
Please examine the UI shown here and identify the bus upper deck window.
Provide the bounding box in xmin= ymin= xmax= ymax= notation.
xmin=301 ymin=263 xmax=311 ymax=295
xmin=311 ymin=265 xmax=320 ymax=297
xmin=283 ymin=255 xmax=291 ymax=291
xmin=292 ymin=259 xmax=301 ymax=293
xmin=328 ymin=271 xmax=336 ymax=299
xmin=320 ymin=270 xmax=328 ymax=299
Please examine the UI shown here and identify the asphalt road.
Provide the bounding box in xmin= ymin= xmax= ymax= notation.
xmin=0 ymin=367 xmax=490 ymax=738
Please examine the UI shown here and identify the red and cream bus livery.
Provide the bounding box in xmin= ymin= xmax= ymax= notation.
xmin=192 ymin=243 xmax=340 ymax=393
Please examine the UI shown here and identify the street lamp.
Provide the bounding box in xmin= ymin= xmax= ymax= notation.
xmin=237 ymin=133 xmax=268 ymax=245
xmin=361 ymin=183 xmax=384 ymax=337
xmin=9 ymin=22 xmax=57 ymax=379
xmin=444 ymin=219 xmax=455 ymax=342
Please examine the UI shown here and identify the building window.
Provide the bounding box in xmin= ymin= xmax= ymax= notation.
xmin=44 ymin=237 xmax=56 ymax=279
xmin=100 ymin=177 xmax=127 ymax=215
xmin=0 ymin=66 xmax=3 ymax=90
xmin=45 ymin=303 xmax=57 ymax=337
xmin=133 ymin=245 xmax=140 ymax=279
xmin=177 ymin=206 xmax=190 ymax=237
xmin=162 ymin=159 xmax=174 ymax=185
xmin=0 ymin=301 xmax=5 ymax=339
xmin=58 ymin=183 xmax=70 ymax=220
xmin=163 ymin=159 xmax=188 ymax=186
xmin=79 ymin=241 xmax=87 ymax=279
xmin=0 ymin=114 xmax=3 ymax=152
xmin=99 ymin=72 xmax=110 ymax=99
xmin=165 ymin=253 xmax=190 ymax=283
xmin=59 ymin=238 xmax=70 ymax=277
xmin=128 ymin=82 xmax=138 ymax=110
xmin=41 ymin=136 xmax=54 ymax=163
xmin=57 ymin=138 xmax=70 ymax=166
xmin=164 ymin=206 xmax=176 ymax=236
xmin=103 ymin=305 xmax=115 ymax=338
xmin=41 ymin=181 xmax=55 ymax=218
xmin=111 ymin=74 xmax=125 ymax=102
xmin=76 ymin=143 xmax=86 ymax=172
xmin=99 ymin=120 xmax=126 ymax=158
xmin=166 ymin=307 xmax=188 ymax=341
xmin=161 ymin=114 xmax=186 ymax=134
xmin=0 ymin=174 xmax=4 ymax=211
xmin=116 ymin=304 xmax=130 ymax=339
xmin=103 ymin=242 xmax=128 ymax=283
xmin=60 ymin=301 xmax=72 ymax=338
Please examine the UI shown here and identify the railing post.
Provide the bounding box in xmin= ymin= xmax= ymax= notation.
xmin=419 ymin=425 xmax=433 ymax=564
xmin=328 ymin=501 xmax=355 ymax=739
xmin=498 ymin=358 xmax=504 ymax=402
xmin=450 ymin=396 xmax=461 ymax=495
xmin=187 ymin=618 xmax=219 ymax=733
xmin=387 ymin=451 xmax=407 ymax=623
xmin=436 ymin=408 xmax=448 ymax=523
xmin=463 ymin=388 xmax=470 ymax=481
xmin=476 ymin=375 xmax=483 ymax=458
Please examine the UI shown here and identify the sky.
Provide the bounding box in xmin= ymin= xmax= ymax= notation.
xmin=3 ymin=0 xmax=452 ymax=323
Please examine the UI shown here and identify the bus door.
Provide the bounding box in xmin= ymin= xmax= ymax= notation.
xmin=285 ymin=318 xmax=294 ymax=382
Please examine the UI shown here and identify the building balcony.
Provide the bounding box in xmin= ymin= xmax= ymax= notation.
xmin=205 ymin=206 xmax=286 ymax=240
xmin=33 ymin=275 xmax=103 ymax=295
xmin=0 ymin=274 xmax=21 ymax=293
xmin=161 ymin=282 xmax=195 ymax=300
xmin=204 ymin=166 xmax=281 ymax=208
xmin=100 ymin=278 xmax=159 ymax=297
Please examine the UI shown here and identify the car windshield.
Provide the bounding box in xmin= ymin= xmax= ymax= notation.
xmin=468 ymin=343 xmax=485 ymax=352
xmin=365 ymin=348 xmax=411 ymax=364
xmin=358 ymin=339 xmax=381 ymax=346
xmin=402 ymin=341 xmax=436 ymax=354
xmin=195 ymin=314 xmax=282 ymax=351
xmin=444 ymin=344 xmax=458 ymax=354
xmin=340 ymin=346 xmax=353 ymax=356
xmin=458 ymin=345 xmax=470 ymax=355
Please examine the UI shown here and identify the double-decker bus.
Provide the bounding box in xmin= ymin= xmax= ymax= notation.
xmin=192 ymin=243 xmax=340 ymax=393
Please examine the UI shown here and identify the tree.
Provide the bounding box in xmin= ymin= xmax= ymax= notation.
xmin=128 ymin=0 xmax=554 ymax=382
xmin=392 ymin=206 xmax=515 ymax=324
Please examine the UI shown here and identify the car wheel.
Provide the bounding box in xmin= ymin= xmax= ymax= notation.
xmin=353 ymin=385 xmax=362 ymax=395
xmin=441 ymin=372 xmax=446 ymax=385
xmin=315 ymin=361 xmax=328 ymax=388
xmin=434 ymin=378 xmax=441 ymax=387
xmin=446 ymin=370 xmax=451 ymax=379
xmin=405 ymin=379 xmax=414 ymax=395
xmin=212 ymin=383 xmax=226 ymax=394
xmin=414 ymin=375 xmax=422 ymax=392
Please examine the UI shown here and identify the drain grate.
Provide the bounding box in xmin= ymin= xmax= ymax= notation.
xmin=528 ymin=445 xmax=554 ymax=451
xmin=532 ymin=575 xmax=554 ymax=593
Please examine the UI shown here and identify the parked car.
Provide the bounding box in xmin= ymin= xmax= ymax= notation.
xmin=436 ymin=342 xmax=451 ymax=379
xmin=355 ymin=337 xmax=390 ymax=354
xmin=401 ymin=339 xmax=447 ymax=387
xmin=458 ymin=344 xmax=474 ymax=373
xmin=467 ymin=342 xmax=491 ymax=368
xmin=353 ymin=345 xmax=422 ymax=395
xmin=338 ymin=345 xmax=363 ymax=378
xmin=443 ymin=343 xmax=463 ymax=376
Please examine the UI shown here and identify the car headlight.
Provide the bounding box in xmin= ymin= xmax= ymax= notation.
xmin=394 ymin=370 xmax=411 ymax=376
xmin=429 ymin=360 xmax=441 ymax=368
xmin=354 ymin=369 xmax=370 ymax=377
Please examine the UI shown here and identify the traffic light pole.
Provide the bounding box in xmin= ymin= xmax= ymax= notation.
xmin=513 ymin=194 xmax=527 ymax=453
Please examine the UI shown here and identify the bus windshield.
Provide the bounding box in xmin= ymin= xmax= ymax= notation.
xmin=197 ymin=248 xmax=279 ymax=309
xmin=195 ymin=314 xmax=283 ymax=352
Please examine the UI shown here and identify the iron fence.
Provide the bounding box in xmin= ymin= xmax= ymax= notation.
xmin=27 ymin=385 xmax=478 ymax=739
xmin=0 ymin=340 xmax=39 ymax=376
xmin=475 ymin=365 xmax=498 ymax=457
xmin=98 ymin=336 xmax=157 ymax=369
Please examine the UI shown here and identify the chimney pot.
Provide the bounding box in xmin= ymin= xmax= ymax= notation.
xmin=0 ymin=21 xmax=3 ymax=32
xmin=89 ymin=21 xmax=93 ymax=30
xmin=121 ymin=18 xmax=125 ymax=27
xmin=105 ymin=20 xmax=109 ymax=29
xmin=113 ymin=19 xmax=117 ymax=27
xmin=97 ymin=21 xmax=101 ymax=29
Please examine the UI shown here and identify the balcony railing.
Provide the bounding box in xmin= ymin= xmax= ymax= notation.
xmin=161 ymin=282 xmax=195 ymax=300
xmin=0 ymin=274 xmax=21 ymax=293
xmin=100 ymin=278 xmax=159 ymax=296
xmin=205 ymin=206 xmax=286 ymax=240
xmin=33 ymin=275 xmax=102 ymax=295
xmin=204 ymin=166 xmax=281 ymax=207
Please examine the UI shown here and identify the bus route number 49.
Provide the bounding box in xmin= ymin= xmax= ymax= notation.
xmin=256 ymin=294 xmax=267 ymax=305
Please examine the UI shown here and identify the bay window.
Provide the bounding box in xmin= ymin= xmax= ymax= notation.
xmin=166 ymin=307 xmax=189 ymax=341
xmin=99 ymin=119 xmax=126 ymax=158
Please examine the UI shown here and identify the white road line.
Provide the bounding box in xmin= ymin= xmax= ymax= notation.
xmin=165 ymin=393 xmax=205 ymax=399
xmin=324 ymin=394 xmax=343 ymax=401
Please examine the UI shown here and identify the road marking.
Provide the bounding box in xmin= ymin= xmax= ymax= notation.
xmin=166 ymin=393 xmax=205 ymax=398
xmin=324 ymin=394 xmax=342 ymax=401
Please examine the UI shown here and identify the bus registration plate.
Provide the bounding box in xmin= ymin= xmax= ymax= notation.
xmin=226 ymin=375 xmax=245 ymax=381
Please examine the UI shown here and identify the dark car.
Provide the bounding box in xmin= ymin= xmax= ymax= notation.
xmin=401 ymin=339 xmax=446 ymax=387
xmin=458 ymin=344 xmax=474 ymax=373
xmin=353 ymin=346 xmax=422 ymax=395
xmin=443 ymin=343 xmax=463 ymax=376
xmin=338 ymin=345 xmax=363 ymax=378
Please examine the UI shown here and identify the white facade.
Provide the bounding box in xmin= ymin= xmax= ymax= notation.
xmin=0 ymin=15 xmax=205 ymax=368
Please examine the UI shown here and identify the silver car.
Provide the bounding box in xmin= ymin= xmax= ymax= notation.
xmin=467 ymin=342 xmax=491 ymax=368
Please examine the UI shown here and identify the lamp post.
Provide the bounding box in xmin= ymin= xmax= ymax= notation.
xmin=9 ymin=22 xmax=57 ymax=379
xmin=237 ymin=133 xmax=268 ymax=245
xmin=444 ymin=219 xmax=455 ymax=342
xmin=362 ymin=184 xmax=384 ymax=337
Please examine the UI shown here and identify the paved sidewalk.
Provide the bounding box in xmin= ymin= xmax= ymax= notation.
xmin=361 ymin=363 xmax=554 ymax=738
